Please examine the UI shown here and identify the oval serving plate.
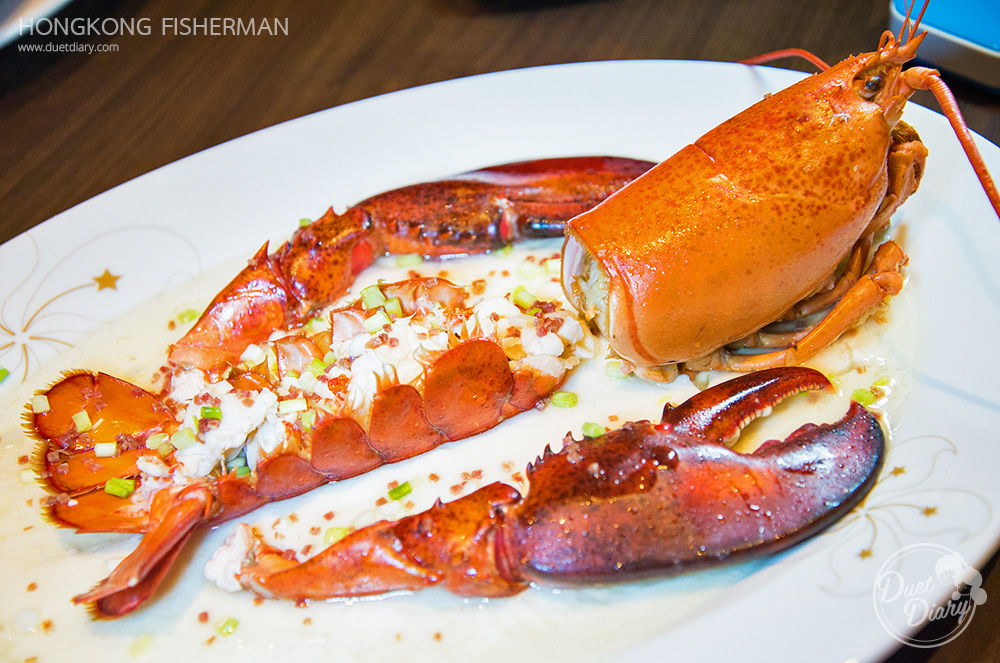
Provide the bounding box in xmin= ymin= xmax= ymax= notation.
xmin=1 ymin=60 xmax=999 ymax=663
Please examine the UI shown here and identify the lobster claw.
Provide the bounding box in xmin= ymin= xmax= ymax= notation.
xmin=505 ymin=391 xmax=883 ymax=584
xmin=231 ymin=367 xmax=884 ymax=600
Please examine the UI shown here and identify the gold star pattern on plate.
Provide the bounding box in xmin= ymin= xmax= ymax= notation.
xmin=93 ymin=269 xmax=121 ymax=291
xmin=858 ymin=548 xmax=873 ymax=560
xmin=921 ymin=506 xmax=938 ymax=517
xmin=889 ymin=466 xmax=906 ymax=477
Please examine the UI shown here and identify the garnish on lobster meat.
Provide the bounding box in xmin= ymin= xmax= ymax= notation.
xmin=29 ymin=275 xmax=597 ymax=617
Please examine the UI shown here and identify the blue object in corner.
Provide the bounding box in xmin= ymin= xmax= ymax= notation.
xmin=889 ymin=0 xmax=1000 ymax=88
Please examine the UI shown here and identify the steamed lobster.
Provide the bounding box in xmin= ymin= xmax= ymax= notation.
xmin=168 ymin=156 xmax=652 ymax=378
xmin=562 ymin=4 xmax=999 ymax=379
xmin=25 ymin=1 xmax=1000 ymax=621
xmin=225 ymin=367 xmax=884 ymax=602
xmin=28 ymin=157 xmax=650 ymax=618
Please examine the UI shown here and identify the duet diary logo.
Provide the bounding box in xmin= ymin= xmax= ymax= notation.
xmin=873 ymin=543 xmax=988 ymax=648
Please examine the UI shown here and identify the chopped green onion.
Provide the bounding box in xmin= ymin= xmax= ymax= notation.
xmin=324 ymin=526 xmax=350 ymax=546
xmin=105 ymin=477 xmax=136 ymax=498
xmin=384 ymin=296 xmax=404 ymax=319
xmin=872 ymin=376 xmax=892 ymax=387
xmin=851 ymin=388 xmax=877 ymax=406
xmin=305 ymin=358 xmax=327 ymax=378
xmin=157 ymin=442 xmax=175 ymax=457
xmin=361 ymin=284 xmax=387 ymax=310
xmin=304 ymin=316 xmax=328 ymax=335
xmin=495 ymin=245 xmax=513 ymax=257
xmin=278 ymin=398 xmax=308 ymax=415
xmin=128 ymin=634 xmax=153 ymax=657
xmin=177 ymin=309 xmax=200 ymax=324
xmin=395 ymin=254 xmax=423 ymax=268
xmin=30 ymin=395 xmax=50 ymax=414
xmin=300 ymin=409 xmax=316 ymax=431
xmin=72 ymin=410 xmax=92 ymax=433
xmin=200 ymin=406 xmax=222 ymax=420
xmin=227 ymin=455 xmax=247 ymax=470
xmin=363 ymin=308 xmax=391 ymax=333
xmin=605 ymin=359 xmax=627 ymax=379
xmin=0 ymin=366 xmax=9 ymax=384
xmin=512 ymin=286 xmax=537 ymax=309
xmin=170 ymin=428 xmax=197 ymax=451
xmin=297 ymin=371 xmax=318 ymax=393
xmin=299 ymin=217 xmax=312 ymax=227
xmin=215 ymin=617 xmax=239 ymax=636
xmin=234 ymin=466 xmax=251 ymax=478
xmin=550 ymin=392 xmax=578 ymax=408
xmin=582 ymin=422 xmax=607 ymax=438
xmin=388 ymin=481 xmax=412 ymax=501
xmin=525 ymin=307 xmax=541 ymax=316
xmin=517 ymin=261 xmax=543 ymax=279
xmin=544 ymin=258 xmax=562 ymax=276
xmin=145 ymin=433 xmax=169 ymax=450
xmin=93 ymin=442 xmax=117 ymax=457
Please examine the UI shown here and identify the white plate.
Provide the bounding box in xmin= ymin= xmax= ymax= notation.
xmin=1 ymin=61 xmax=999 ymax=663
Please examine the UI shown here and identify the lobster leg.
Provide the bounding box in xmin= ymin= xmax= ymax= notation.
xmin=731 ymin=236 xmax=873 ymax=353
xmin=788 ymin=235 xmax=873 ymax=320
xmin=699 ymin=116 xmax=925 ymax=368
xmin=695 ymin=241 xmax=907 ymax=372
xmin=227 ymin=367 xmax=883 ymax=601
xmin=72 ymin=486 xmax=213 ymax=618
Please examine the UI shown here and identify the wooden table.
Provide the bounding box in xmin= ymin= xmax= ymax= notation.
xmin=1 ymin=1 xmax=998 ymax=661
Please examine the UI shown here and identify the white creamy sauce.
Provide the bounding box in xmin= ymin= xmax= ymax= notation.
xmin=0 ymin=238 xmax=917 ymax=663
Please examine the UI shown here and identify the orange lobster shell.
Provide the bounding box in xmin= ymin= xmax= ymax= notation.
xmin=563 ymin=28 xmax=997 ymax=370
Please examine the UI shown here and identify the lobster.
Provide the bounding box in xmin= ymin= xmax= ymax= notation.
xmin=167 ymin=156 xmax=652 ymax=378
xmin=203 ymin=1 xmax=996 ymax=607
xmin=27 ymin=158 xmax=648 ymax=619
xmin=562 ymin=4 xmax=999 ymax=379
xmin=26 ymin=0 xmax=1000 ymax=620
xmin=224 ymin=367 xmax=884 ymax=601
xmin=31 ymin=275 xmax=596 ymax=616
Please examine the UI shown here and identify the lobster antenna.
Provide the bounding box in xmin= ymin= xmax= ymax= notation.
xmin=924 ymin=76 xmax=1000 ymax=217
xmin=900 ymin=0 xmax=930 ymax=43
xmin=739 ymin=48 xmax=831 ymax=72
xmin=898 ymin=0 xmax=912 ymax=42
